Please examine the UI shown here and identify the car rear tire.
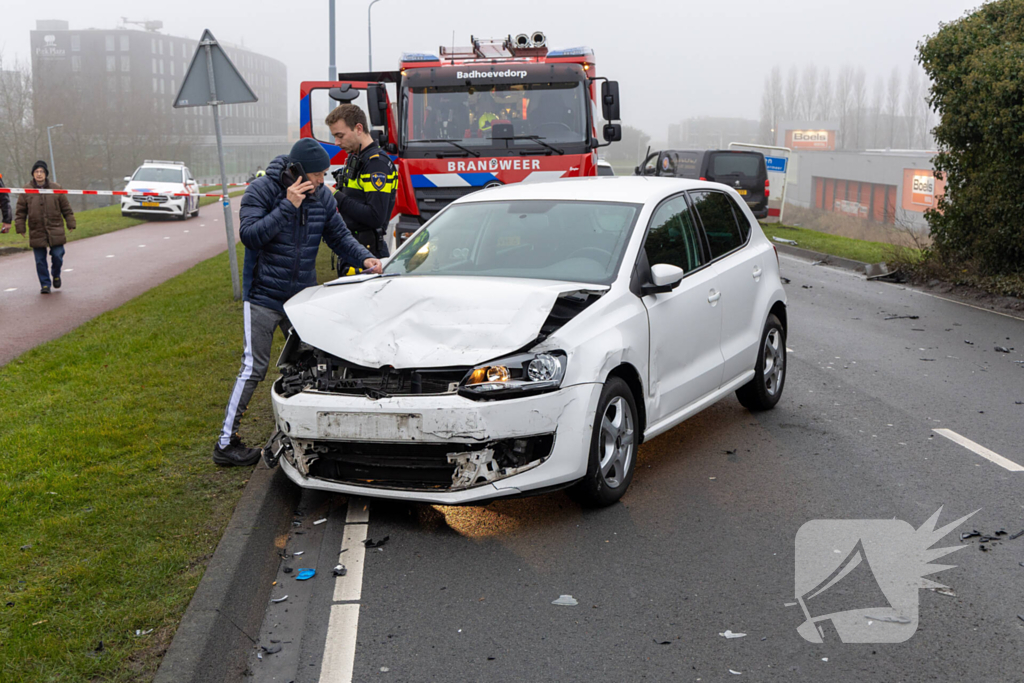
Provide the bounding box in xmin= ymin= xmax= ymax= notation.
xmin=569 ymin=376 xmax=638 ymax=507
xmin=736 ymin=313 xmax=786 ymax=411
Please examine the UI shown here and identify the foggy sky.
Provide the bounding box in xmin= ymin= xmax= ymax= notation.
xmin=1 ymin=0 xmax=983 ymax=140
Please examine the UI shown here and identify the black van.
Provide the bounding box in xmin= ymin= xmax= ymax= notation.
xmin=636 ymin=149 xmax=770 ymax=219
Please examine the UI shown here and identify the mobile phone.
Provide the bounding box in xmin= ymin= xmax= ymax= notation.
xmin=287 ymin=162 xmax=313 ymax=194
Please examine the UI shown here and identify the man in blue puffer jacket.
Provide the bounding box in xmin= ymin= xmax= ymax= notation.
xmin=214 ymin=139 xmax=381 ymax=466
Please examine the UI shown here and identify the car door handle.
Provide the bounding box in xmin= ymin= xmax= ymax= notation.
xmin=752 ymin=266 xmax=762 ymax=280
xmin=708 ymin=290 xmax=721 ymax=304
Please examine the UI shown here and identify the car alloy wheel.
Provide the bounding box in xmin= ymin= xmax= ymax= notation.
xmin=570 ymin=376 xmax=638 ymax=507
xmin=763 ymin=327 xmax=784 ymax=396
xmin=598 ymin=396 xmax=634 ymax=489
xmin=735 ymin=313 xmax=786 ymax=411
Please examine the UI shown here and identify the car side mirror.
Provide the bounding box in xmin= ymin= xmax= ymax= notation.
xmin=366 ymin=83 xmax=388 ymax=128
xmin=641 ymin=263 xmax=685 ymax=295
xmin=123 ymin=176 xmax=132 ymax=182
xmin=602 ymin=123 xmax=621 ymax=143
xmin=601 ymin=81 xmax=620 ymax=122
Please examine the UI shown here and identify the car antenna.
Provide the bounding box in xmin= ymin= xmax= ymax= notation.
xmin=641 ymin=145 xmax=651 ymax=175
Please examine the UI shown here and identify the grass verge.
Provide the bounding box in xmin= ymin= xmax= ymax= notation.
xmin=0 ymin=191 xmax=244 ymax=252
xmin=0 ymin=242 xmax=334 ymax=682
xmin=761 ymin=223 xmax=920 ymax=265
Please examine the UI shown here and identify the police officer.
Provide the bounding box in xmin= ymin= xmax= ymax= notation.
xmin=326 ymin=104 xmax=397 ymax=275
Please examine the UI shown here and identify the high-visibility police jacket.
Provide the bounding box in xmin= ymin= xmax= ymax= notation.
xmin=335 ymin=141 xmax=397 ymax=257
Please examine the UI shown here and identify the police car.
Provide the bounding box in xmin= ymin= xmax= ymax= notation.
xmin=121 ymin=160 xmax=200 ymax=220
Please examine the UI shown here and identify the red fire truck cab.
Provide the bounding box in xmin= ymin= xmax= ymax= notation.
xmin=299 ymin=33 xmax=622 ymax=245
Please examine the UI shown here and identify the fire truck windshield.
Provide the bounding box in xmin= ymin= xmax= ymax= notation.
xmin=403 ymin=81 xmax=588 ymax=151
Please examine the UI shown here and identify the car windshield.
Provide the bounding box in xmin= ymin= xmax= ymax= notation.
xmin=133 ymin=168 xmax=183 ymax=183
xmin=384 ymin=200 xmax=641 ymax=284
xmin=404 ymin=81 xmax=588 ymax=146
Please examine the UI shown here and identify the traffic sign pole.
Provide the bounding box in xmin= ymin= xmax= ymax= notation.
xmin=202 ymin=39 xmax=241 ymax=301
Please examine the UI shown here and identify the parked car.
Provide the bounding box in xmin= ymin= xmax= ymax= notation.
xmin=597 ymin=159 xmax=615 ymax=176
xmin=121 ymin=160 xmax=200 ymax=220
xmin=266 ymin=177 xmax=788 ymax=506
xmin=637 ymin=149 xmax=770 ymax=219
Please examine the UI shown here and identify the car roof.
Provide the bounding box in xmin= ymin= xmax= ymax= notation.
xmin=453 ymin=176 xmax=723 ymax=206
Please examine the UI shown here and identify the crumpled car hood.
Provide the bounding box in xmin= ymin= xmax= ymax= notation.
xmin=284 ymin=275 xmax=607 ymax=369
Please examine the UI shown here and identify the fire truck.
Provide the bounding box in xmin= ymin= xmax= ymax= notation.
xmin=299 ymin=31 xmax=622 ymax=245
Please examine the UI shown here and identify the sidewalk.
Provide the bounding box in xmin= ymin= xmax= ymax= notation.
xmin=0 ymin=197 xmax=243 ymax=366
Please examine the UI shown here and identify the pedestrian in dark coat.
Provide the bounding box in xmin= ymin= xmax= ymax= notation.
xmin=213 ymin=139 xmax=382 ymax=466
xmin=14 ymin=160 xmax=76 ymax=293
xmin=0 ymin=172 xmax=12 ymax=233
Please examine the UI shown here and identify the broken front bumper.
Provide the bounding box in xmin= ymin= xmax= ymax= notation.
xmin=270 ymin=381 xmax=602 ymax=504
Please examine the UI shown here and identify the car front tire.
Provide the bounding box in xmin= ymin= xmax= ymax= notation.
xmin=736 ymin=313 xmax=786 ymax=411
xmin=570 ymin=376 xmax=638 ymax=508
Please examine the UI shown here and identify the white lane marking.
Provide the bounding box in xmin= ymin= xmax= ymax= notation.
xmin=164 ymin=236 xmax=170 ymax=240
xmin=4 ymin=288 xmax=17 ymax=292
xmin=320 ymin=497 xmax=371 ymax=683
xmin=105 ymin=255 xmax=114 ymax=258
xmin=138 ymin=244 xmax=146 ymax=248
xmin=917 ymin=291 xmax=1024 ymax=323
xmin=933 ymin=429 xmax=1024 ymax=472
xmin=318 ymin=605 xmax=360 ymax=683
xmin=334 ymin=522 xmax=368 ymax=602
xmin=184 ymin=230 xmax=189 ymax=233
xmin=787 ymin=347 xmax=794 ymax=353
xmin=64 ymin=269 xmax=73 ymax=272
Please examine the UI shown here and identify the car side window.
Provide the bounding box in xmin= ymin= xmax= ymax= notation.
xmin=644 ymin=195 xmax=703 ymax=274
xmin=690 ymin=190 xmax=745 ymax=258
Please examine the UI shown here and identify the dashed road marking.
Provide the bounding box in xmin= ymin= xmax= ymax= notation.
xmin=105 ymin=255 xmax=114 ymax=258
xmin=4 ymin=288 xmax=17 ymax=292
xmin=319 ymin=497 xmax=370 ymax=683
xmin=933 ymin=429 xmax=1024 ymax=472
xmin=138 ymin=244 xmax=146 ymax=248
xmin=64 ymin=269 xmax=73 ymax=272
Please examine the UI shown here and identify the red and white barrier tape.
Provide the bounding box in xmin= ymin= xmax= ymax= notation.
xmin=0 ymin=182 xmax=251 ymax=198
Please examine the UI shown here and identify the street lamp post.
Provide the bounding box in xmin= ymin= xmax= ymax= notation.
xmin=368 ymin=0 xmax=383 ymax=71
xmin=47 ymin=124 xmax=63 ymax=184
xmin=328 ymin=0 xmax=336 ymax=80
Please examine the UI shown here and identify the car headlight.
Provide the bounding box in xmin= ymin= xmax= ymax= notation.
xmin=460 ymin=351 xmax=567 ymax=399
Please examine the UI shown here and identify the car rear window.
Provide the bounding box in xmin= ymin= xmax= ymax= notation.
xmin=709 ymin=153 xmax=762 ymax=178
xmin=133 ymin=168 xmax=183 ymax=183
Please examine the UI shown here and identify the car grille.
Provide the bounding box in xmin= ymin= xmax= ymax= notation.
xmin=414 ymin=186 xmax=481 ymax=222
xmin=278 ymin=348 xmax=470 ymax=398
xmin=132 ymin=194 xmax=169 ymax=203
xmin=305 ymin=434 xmax=554 ymax=491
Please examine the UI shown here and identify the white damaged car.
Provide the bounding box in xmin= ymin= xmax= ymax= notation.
xmin=266 ymin=177 xmax=788 ymax=506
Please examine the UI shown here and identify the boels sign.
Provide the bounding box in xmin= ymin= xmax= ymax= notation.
xmin=786 ymin=129 xmax=835 ymax=151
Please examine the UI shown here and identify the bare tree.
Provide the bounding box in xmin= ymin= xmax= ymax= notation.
xmin=885 ymin=67 xmax=902 ymax=148
xmin=798 ymin=65 xmax=818 ymax=120
xmin=758 ymin=65 xmax=785 ymax=145
xmin=852 ymin=67 xmax=868 ymax=149
xmin=834 ymin=66 xmax=854 ymax=149
xmin=870 ymin=74 xmax=885 ymax=148
xmin=0 ymin=53 xmax=44 ymax=188
xmin=902 ymin=65 xmax=921 ymax=150
xmin=815 ymin=67 xmax=833 ymax=122
xmin=785 ymin=65 xmax=799 ymax=120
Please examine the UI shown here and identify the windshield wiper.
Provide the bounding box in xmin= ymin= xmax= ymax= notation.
xmin=499 ymin=135 xmax=565 ymax=156
xmin=408 ymin=139 xmax=480 ymax=157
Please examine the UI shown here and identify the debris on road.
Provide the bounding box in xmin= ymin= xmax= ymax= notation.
xmin=293 ymin=551 xmax=304 ymax=556
xmin=261 ymin=644 xmax=282 ymax=655
xmin=282 ymin=567 xmax=293 ymax=574
xmin=314 ymin=518 xmax=328 ymax=525
xmin=729 ymin=669 xmax=743 ymax=675
xmin=865 ymin=615 xmax=912 ymax=624
xmin=1008 ymin=529 xmax=1024 ymax=540
xmin=271 ymin=596 xmax=288 ymax=603
xmin=802 ymin=285 xmax=813 ymax=289
xmin=812 ymin=256 xmax=832 ymax=266
xmin=965 ymin=340 xmax=974 ymax=345
xmin=552 ymin=595 xmax=578 ymax=606
xmin=884 ymin=315 xmax=920 ymax=321
xmin=960 ymin=530 xmax=981 ymax=541
xmin=866 ymin=263 xmax=902 ymax=281
xmin=364 ymin=536 xmax=390 ymax=549
xmin=781 ymin=277 xmax=791 ymax=284
xmin=653 ymin=638 xmax=672 ymax=645
xmin=929 ymin=587 xmax=957 ymax=597
xmin=296 ymin=569 xmax=316 ymax=580
xmin=135 ymin=629 xmax=153 ymax=636
xmin=771 ymin=236 xmax=798 ymax=246
xmin=719 ymin=630 xmax=747 ymax=639
xmin=995 ymin=346 xmax=1012 ymax=353
xmin=333 ymin=565 xmax=348 ymax=577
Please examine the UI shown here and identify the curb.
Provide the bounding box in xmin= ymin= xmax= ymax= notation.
xmin=154 ymin=463 xmax=299 ymax=683
xmin=772 ymin=242 xmax=868 ymax=273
